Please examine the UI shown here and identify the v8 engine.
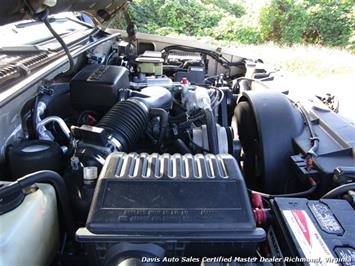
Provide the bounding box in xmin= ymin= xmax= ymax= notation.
xmin=1 ymin=36 xmax=354 ymax=266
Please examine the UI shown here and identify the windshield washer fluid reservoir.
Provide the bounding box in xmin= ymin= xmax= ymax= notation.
xmin=0 ymin=183 xmax=59 ymax=266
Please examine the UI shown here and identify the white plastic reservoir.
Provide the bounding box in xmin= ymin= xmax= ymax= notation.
xmin=0 ymin=183 xmax=59 ymax=266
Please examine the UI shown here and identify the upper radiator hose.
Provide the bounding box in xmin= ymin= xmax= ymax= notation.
xmin=97 ymin=99 xmax=149 ymax=152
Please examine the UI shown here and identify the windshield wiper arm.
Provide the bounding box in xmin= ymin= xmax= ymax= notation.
xmin=0 ymin=45 xmax=49 ymax=54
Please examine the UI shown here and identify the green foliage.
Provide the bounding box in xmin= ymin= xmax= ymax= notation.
xmin=259 ymin=0 xmax=355 ymax=47
xmin=116 ymin=0 xmax=354 ymax=48
xmin=201 ymin=0 xmax=246 ymax=17
xmin=128 ymin=0 xmax=224 ymax=36
xmin=211 ymin=17 xmax=260 ymax=44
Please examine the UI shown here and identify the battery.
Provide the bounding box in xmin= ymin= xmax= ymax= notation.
xmin=271 ymin=197 xmax=355 ymax=265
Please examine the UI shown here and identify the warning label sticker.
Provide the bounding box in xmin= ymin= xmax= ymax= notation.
xmin=283 ymin=210 xmax=336 ymax=266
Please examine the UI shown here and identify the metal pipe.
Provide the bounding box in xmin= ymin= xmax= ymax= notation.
xmin=37 ymin=115 xmax=71 ymax=140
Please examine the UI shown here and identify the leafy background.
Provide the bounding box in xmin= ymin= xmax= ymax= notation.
xmin=121 ymin=0 xmax=354 ymax=50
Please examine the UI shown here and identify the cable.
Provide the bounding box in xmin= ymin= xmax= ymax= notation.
xmin=235 ymin=77 xmax=272 ymax=90
xmin=105 ymin=49 xmax=116 ymax=66
xmin=22 ymin=5 xmax=75 ymax=75
xmin=286 ymin=95 xmax=320 ymax=161
xmin=297 ymin=105 xmax=319 ymax=158
xmin=32 ymin=95 xmax=40 ymax=138
xmin=162 ymin=45 xmax=245 ymax=73
xmin=209 ymin=89 xmax=218 ymax=106
xmin=249 ymin=177 xmax=317 ymax=199
xmin=321 ymin=183 xmax=355 ymax=199
xmin=213 ymin=87 xmax=225 ymax=108
xmin=208 ymin=87 xmax=224 ymax=110
xmin=162 ymin=45 xmax=228 ymax=66
xmin=178 ymin=113 xmax=206 ymax=129
xmin=43 ymin=17 xmax=74 ymax=75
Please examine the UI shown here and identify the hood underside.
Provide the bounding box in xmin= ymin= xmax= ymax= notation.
xmin=0 ymin=0 xmax=128 ymax=26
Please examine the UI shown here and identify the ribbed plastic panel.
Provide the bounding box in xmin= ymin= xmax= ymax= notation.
xmin=102 ymin=152 xmax=232 ymax=180
xmin=84 ymin=152 xmax=264 ymax=243
xmin=78 ymin=152 xmax=266 ymax=256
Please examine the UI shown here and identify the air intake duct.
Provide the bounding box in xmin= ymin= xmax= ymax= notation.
xmin=72 ymin=86 xmax=172 ymax=158
xmin=96 ymin=99 xmax=149 ymax=152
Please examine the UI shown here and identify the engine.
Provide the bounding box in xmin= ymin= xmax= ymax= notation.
xmin=1 ymin=38 xmax=355 ymax=266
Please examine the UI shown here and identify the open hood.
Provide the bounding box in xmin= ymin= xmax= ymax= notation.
xmin=0 ymin=0 xmax=128 ymax=26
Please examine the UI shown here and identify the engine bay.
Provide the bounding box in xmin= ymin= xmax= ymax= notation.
xmin=1 ymin=33 xmax=355 ymax=266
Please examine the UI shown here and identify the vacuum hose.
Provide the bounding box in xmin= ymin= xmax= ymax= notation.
xmin=204 ymin=108 xmax=219 ymax=154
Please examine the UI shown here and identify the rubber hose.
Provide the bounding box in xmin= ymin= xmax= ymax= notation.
xmin=204 ymin=109 xmax=219 ymax=154
xmin=149 ymin=108 xmax=168 ymax=144
xmin=97 ymin=99 xmax=149 ymax=151
xmin=43 ymin=17 xmax=74 ymax=75
xmin=33 ymin=83 xmax=70 ymax=138
xmin=249 ymin=177 xmax=317 ymax=199
xmin=174 ymin=139 xmax=191 ymax=154
xmin=0 ymin=170 xmax=74 ymax=238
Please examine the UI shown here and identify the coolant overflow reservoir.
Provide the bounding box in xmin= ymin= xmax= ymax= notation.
xmin=0 ymin=183 xmax=59 ymax=266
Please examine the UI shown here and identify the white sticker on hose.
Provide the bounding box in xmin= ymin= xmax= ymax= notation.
xmin=283 ymin=210 xmax=336 ymax=266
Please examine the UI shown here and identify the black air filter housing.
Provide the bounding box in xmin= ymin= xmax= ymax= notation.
xmin=70 ymin=65 xmax=129 ymax=112
xmin=77 ymin=153 xmax=265 ymax=257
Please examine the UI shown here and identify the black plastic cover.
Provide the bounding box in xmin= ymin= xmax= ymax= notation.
xmin=70 ymin=65 xmax=129 ymax=112
xmin=272 ymin=197 xmax=355 ymax=264
xmin=84 ymin=152 xmax=265 ymax=242
xmin=292 ymin=107 xmax=355 ymax=194
xmin=175 ymin=66 xmax=205 ymax=84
